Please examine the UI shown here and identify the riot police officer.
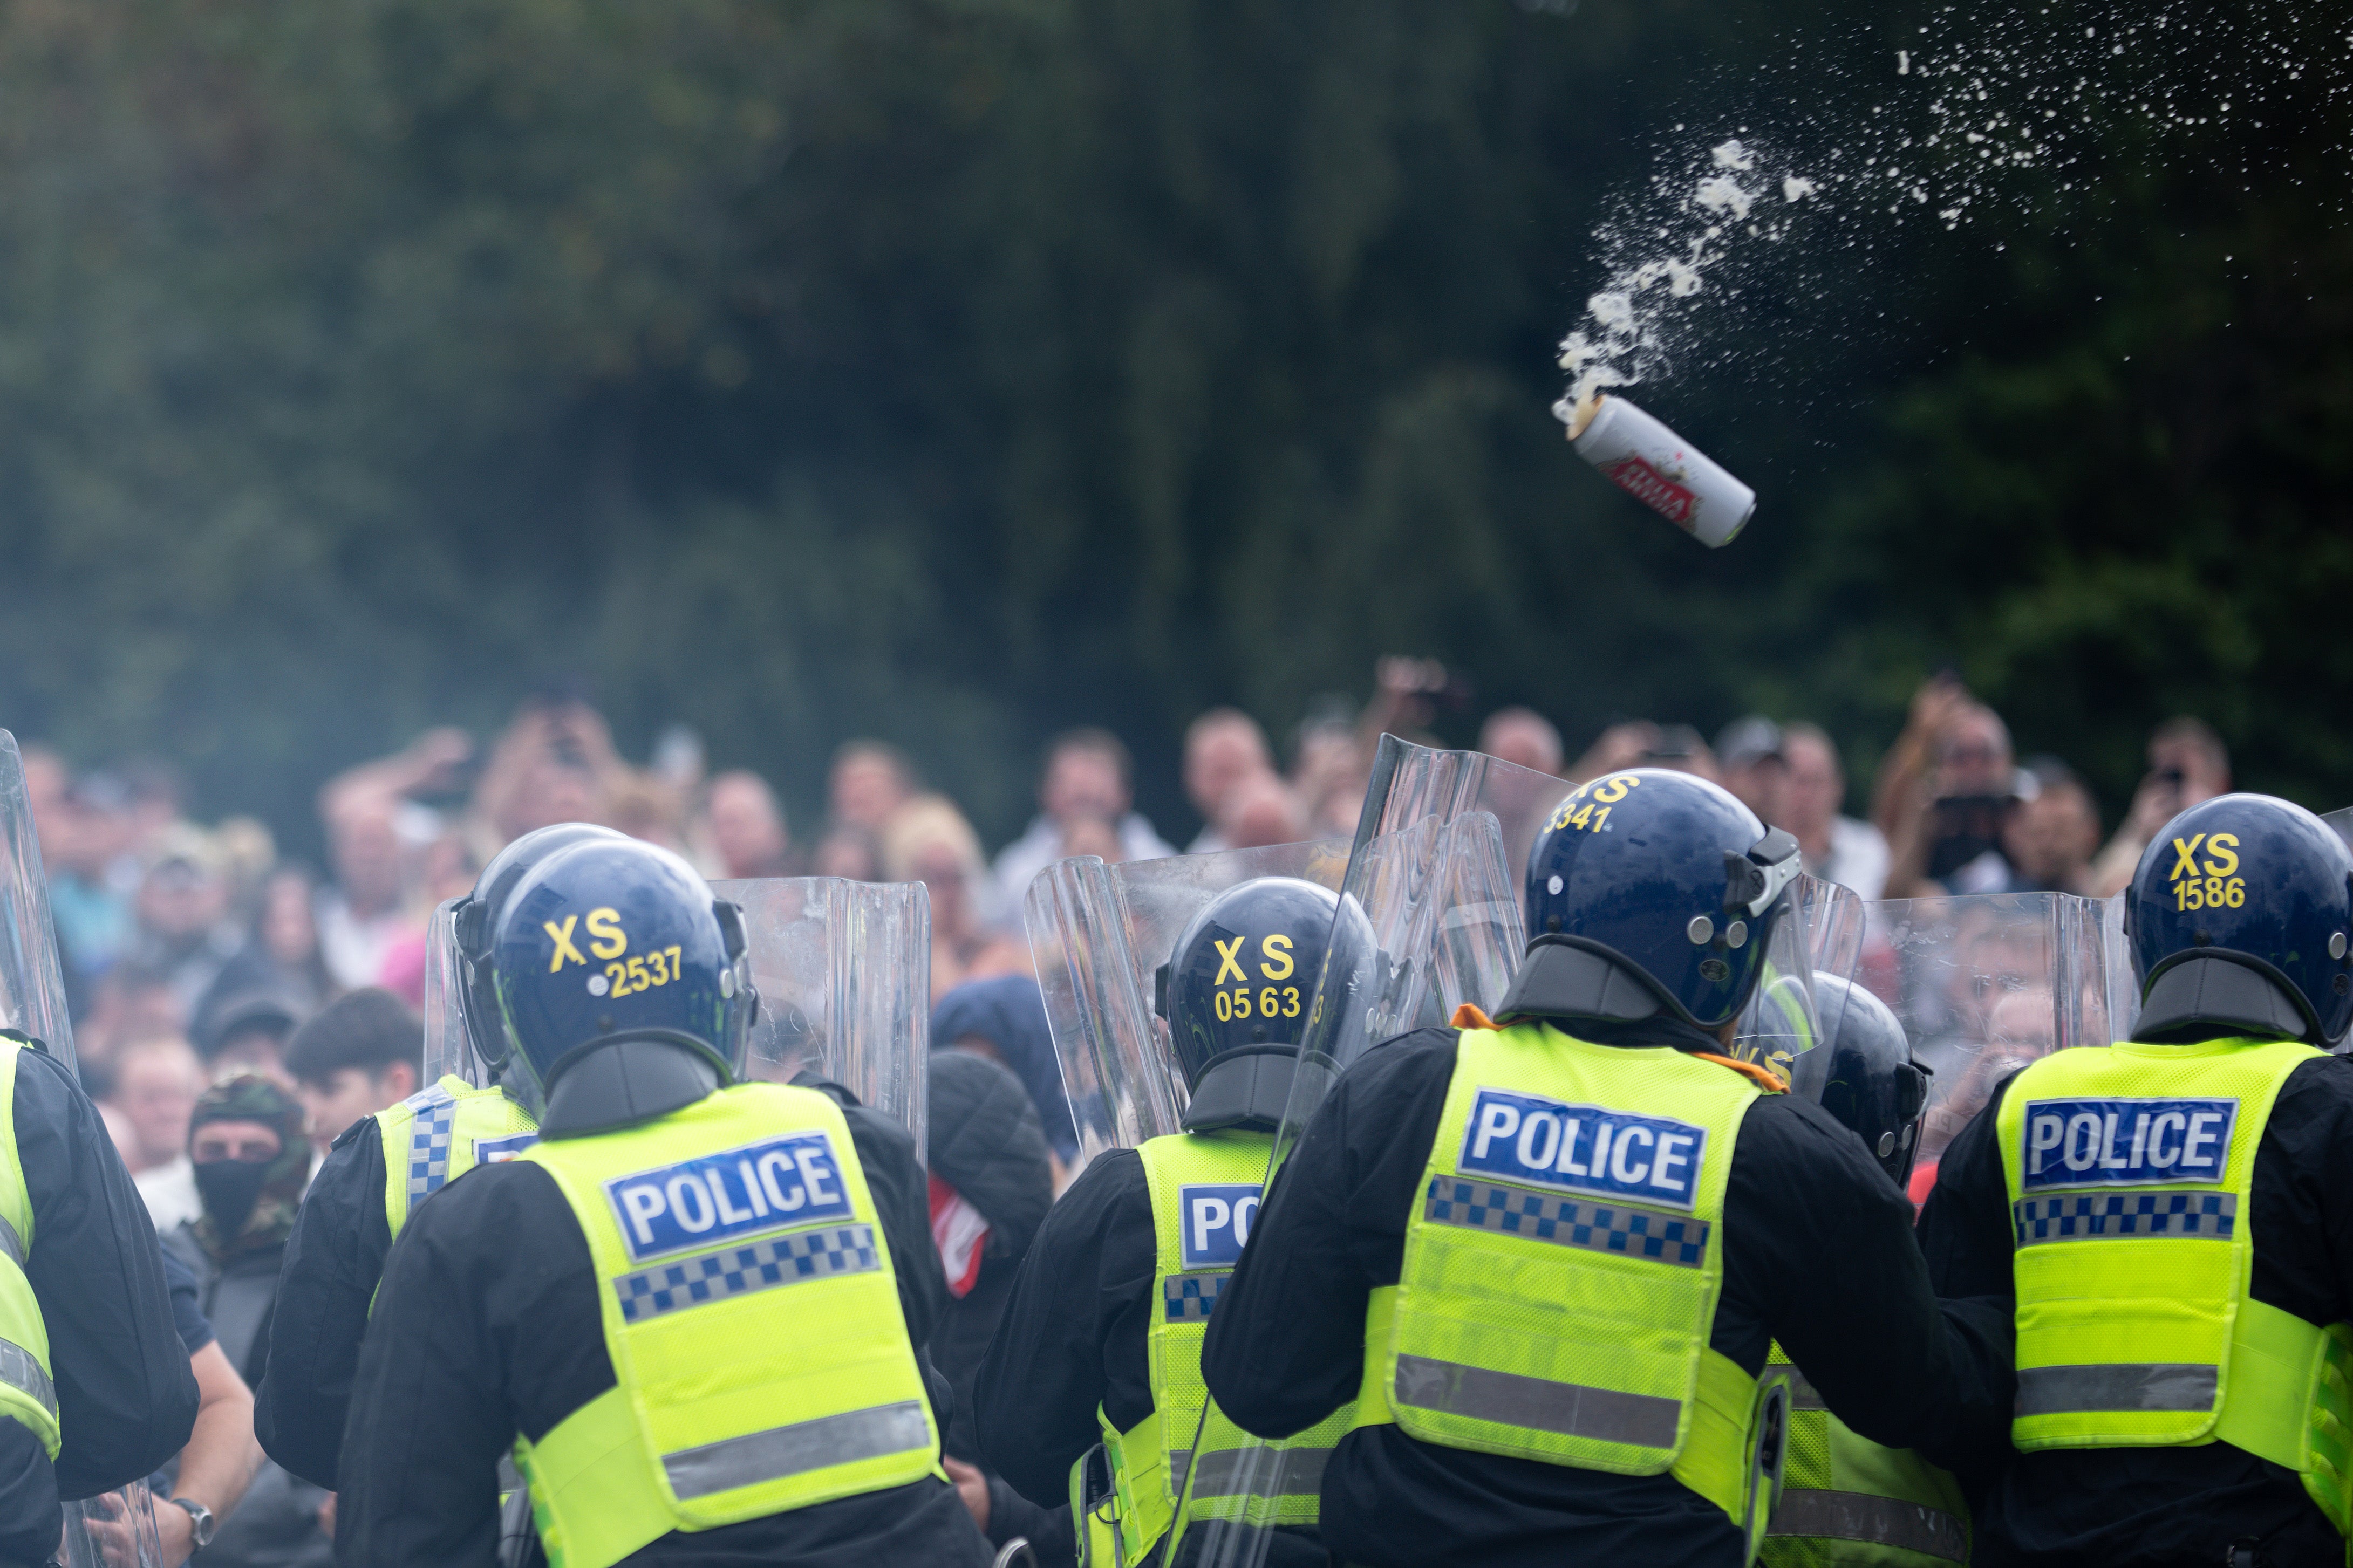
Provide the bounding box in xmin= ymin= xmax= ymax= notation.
xmin=1765 ymin=973 xmax=1972 ymax=1566
xmin=258 ymin=823 xmax=613 ymax=1488
xmin=974 ymin=876 xmax=1356 ymax=1566
xmin=1918 ymin=793 xmax=2353 ymax=1565
xmin=1199 ymin=769 xmax=2008 ymax=1567
xmin=335 ymin=834 xmax=987 ymax=1565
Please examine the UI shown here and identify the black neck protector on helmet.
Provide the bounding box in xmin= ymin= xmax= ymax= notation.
xmin=2132 ymin=952 xmax=2317 ymax=1047
xmin=1493 ymin=937 xmax=1726 ymax=1055
xmin=541 ymin=1035 xmax=725 ymax=1139
xmin=1179 ymin=1044 xmax=1301 ymax=1134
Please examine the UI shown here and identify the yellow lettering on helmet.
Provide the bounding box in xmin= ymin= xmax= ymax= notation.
xmin=1212 ymin=937 xmax=1247 ymax=987
xmin=586 ymin=907 xmax=628 ymax=960
xmin=2168 ymin=834 xmax=2207 ymax=882
xmin=544 ymin=916 xmax=586 ymax=973
xmin=1260 ymin=933 xmax=1294 ymax=981
xmin=2204 ymin=833 xmax=2240 ymax=878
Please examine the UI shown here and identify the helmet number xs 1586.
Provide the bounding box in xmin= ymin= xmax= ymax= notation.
xmin=2167 ymin=833 xmax=2245 ymax=912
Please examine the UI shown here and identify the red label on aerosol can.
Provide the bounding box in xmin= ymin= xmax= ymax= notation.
xmin=1601 ymin=455 xmax=1697 ymax=527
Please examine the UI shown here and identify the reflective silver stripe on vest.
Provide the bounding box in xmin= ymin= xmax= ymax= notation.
xmin=2012 ymin=1190 xmax=2235 ymax=1247
xmin=1393 ymin=1354 xmax=1680 ymax=1449
xmin=1785 ymin=1370 xmax=1825 ymax=1410
xmin=0 ymin=1214 xmax=24 ymax=1273
xmin=2015 ymin=1362 xmax=2218 ymax=1416
xmin=1424 ymin=1177 xmax=1709 ymax=1268
xmin=1769 ymin=1487 xmax=1969 ymax=1563
xmin=663 ymin=1399 xmax=930 ymax=1501
xmin=1188 ymin=1444 xmax=1330 ymax=1500
xmin=1168 ymin=1448 xmax=1190 ymax=1495
xmin=0 ymin=1339 xmax=55 ymax=1419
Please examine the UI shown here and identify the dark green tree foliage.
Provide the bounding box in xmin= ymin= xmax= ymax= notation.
xmin=0 ymin=0 xmax=2343 ymax=848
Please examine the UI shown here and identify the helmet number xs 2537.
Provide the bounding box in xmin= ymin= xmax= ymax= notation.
xmin=2167 ymin=833 xmax=2245 ymax=912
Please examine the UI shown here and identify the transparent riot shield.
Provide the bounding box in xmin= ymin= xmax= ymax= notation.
xmin=1189 ymin=737 xmax=1831 ymax=1568
xmin=59 ymin=1477 xmax=166 ymax=1568
xmin=1863 ymin=891 xmax=2127 ymax=1194
xmin=1022 ymin=840 xmax=1351 ymax=1170
xmin=419 ymin=898 xmax=482 ymax=1088
xmin=715 ymin=877 xmax=931 ymax=1154
xmin=0 ymin=731 xmax=77 ymax=1080
xmin=2324 ymin=806 xmax=2353 ymax=855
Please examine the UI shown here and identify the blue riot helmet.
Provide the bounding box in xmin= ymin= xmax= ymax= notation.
xmin=455 ymin=822 xmax=630 ymax=1075
xmin=2124 ymin=793 xmax=2353 ymax=1047
xmin=489 ymin=837 xmax=757 ymax=1110
xmin=1156 ymin=877 xmax=1369 ymax=1132
xmin=1504 ymin=768 xmax=1805 ymax=1033
xmin=1791 ymin=973 xmax=1931 ymax=1188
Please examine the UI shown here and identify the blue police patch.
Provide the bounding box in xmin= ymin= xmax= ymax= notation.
xmin=1458 ymin=1087 xmax=1707 ymax=1210
xmin=474 ymin=1131 xmax=538 ymax=1166
xmin=603 ymin=1131 xmax=853 ymax=1263
xmin=1177 ymin=1183 xmax=1261 ymax=1268
xmin=2018 ymin=1097 xmax=2239 ymax=1191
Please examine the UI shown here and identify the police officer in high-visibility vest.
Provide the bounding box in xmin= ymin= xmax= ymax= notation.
xmin=976 ymin=877 xmax=1362 ymax=1566
xmin=0 ymin=730 xmax=200 ymax=1562
xmin=260 ymin=823 xmax=613 ymax=1489
xmin=336 ymin=833 xmax=988 ymax=1566
xmin=1201 ymin=769 xmax=2008 ymax=1567
xmin=1766 ymin=972 xmax=1972 ymax=1567
xmin=1918 ymin=793 xmax=2353 ymax=1566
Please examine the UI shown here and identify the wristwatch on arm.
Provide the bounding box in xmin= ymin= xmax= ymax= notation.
xmin=168 ymin=1497 xmax=216 ymax=1553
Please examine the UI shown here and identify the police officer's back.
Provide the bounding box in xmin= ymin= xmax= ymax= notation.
xmin=0 ymin=1027 xmax=199 ymax=1564
xmin=260 ymin=825 xmax=609 ymax=1489
xmin=974 ymin=877 xmax=1353 ymax=1567
xmin=335 ymin=836 xmax=988 ymax=1567
xmin=1918 ymin=793 xmax=2353 ymax=1566
xmin=1199 ymin=770 xmax=2010 ymax=1567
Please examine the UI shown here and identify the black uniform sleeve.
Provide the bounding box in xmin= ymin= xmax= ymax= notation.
xmin=972 ymin=1149 xmax=1158 ymax=1507
xmin=1202 ymin=1029 xmax=1457 ymax=1441
xmin=837 ymin=1100 xmax=951 ymax=1346
xmin=1720 ymin=1093 xmax=2013 ymax=1468
xmin=158 ymin=1244 xmax=214 ymax=1355
xmin=256 ymin=1114 xmax=392 ymax=1488
xmin=15 ymin=1047 xmax=199 ymax=1500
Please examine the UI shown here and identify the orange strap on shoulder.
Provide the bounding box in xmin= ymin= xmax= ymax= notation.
xmin=1451 ymin=1003 xmax=1498 ymax=1032
xmin=1692 ymin=1051 xmax=1788 ymax=1094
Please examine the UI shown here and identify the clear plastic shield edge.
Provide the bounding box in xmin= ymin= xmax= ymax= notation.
xmin=60 ymin=1476 xmax=166 ymax=1568
xmin=715 ymin=876 xmax=931 ymax=1159
xmin=0 ymin=731 xmax=76 ymax=1081
xmin=1023 ymin=841 xmax=1351 ymax=1172
xmin=420 ymin=898 xmax=481 ymax=1088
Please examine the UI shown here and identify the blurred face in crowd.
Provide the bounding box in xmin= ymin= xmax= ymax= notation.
xmin=1184 ymin=718 xmax=1271 ymax=819
xmin=831 ymin=751 xmax=911 ymax=831
xmin=329 ymin=800 xmax=406 ymax=913
xmin=1042 ymin=746 xmax=1127 ymax=826
xmin=514 ymin=758 xmax=600 ymax=839
xmin=1478 ymin=712 xmax=1564 ymax=778
xmin=297 ymin=1062 xmax=417 ymax=1149
xmin=1720 ymin=754 xmax=1786 ymax=826
xmin=2003 ymin=781 xmax=2100 ymax=888
xmin=811 ymin=825 xmax=879 ymax=881
xmin=1219 ymin=775 xmax=1305 ymax=852
xmin=709 ymin=772 xmax=789 ymax=878
xmin=191 ymin=1118 xmax=282 ymax=1166
xmin=1058 ymin=816 xmax=1124 ymax=865
xmin=260 ymin=869 xmax=319 ymax=968
xmin=113 ymin=1038 xmax=202 ymax=1171
xmin=910 ymin=841 xmax=976 ymax=935
xmin=137 ymin=857 xmax=227 ymax=942
xmin=1936 ymin=707 xmax=2012 ymax=799
xmin=1779 ymin=730 xmax=1845 ymax=844
xmin=2150 ymin=730 xmax=2230 ymax=807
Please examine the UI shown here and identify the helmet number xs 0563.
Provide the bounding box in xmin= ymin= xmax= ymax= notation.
xmin=1214 ymin=986 xmax=1301 ymax=1022
xmin=2167 ymin=833 xmax=2245 ymax=912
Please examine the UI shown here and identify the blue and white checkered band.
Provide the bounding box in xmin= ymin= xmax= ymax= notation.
xmin=615 ymin=1223 xmax=880 ymax=1325
xmin=405 ymin=1085 xmax=461 ymax=1202
xmin=2013 ymin=1189 xmax=2237 ymax=1247
xmin=1163 ymin=1271 xmax=1226 ymax=1323
xmin=1423 ymin=1176 xmax=1710 ymax=1269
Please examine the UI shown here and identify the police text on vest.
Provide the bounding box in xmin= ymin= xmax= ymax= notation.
xmin=1179 ymin=1183 xmax=1261 ymax=1268
xmin=2018 ymin=1097 xmax=2238 ymax=1190
xmin=603 ymin=1131 xmax=854 ymax=1261
xmin=1459 ymin=1087 xmax=1706 ymax=1209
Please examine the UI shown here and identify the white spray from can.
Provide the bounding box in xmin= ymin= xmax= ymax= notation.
xmin=1563 ymin=394 xmax=1755 ymax=549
